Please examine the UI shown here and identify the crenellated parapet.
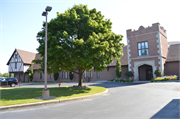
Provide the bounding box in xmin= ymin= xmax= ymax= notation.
xmin=127 ymin=23 xmax=167 ymax=38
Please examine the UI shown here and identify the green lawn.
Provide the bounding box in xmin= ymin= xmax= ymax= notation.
xmin=0 ymin=86 xmax=106 ymax=107
xmin=20 ymin=81 xmax=74 ymax=84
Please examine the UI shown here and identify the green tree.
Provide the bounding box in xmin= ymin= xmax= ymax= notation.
xmin=3 ymin=73 xmax=9 ymax=77
xmin=53 ymin=72 xmax=59 ymax=81
xmin=34 ymin=4 xmax=124 ymax=86
xmin=69 ymin=72 xmax=74 ymax=81
xmin=115 ymin=60 xmax=121 ymax=78
xmin=0 ymin=73 xmax=3 ymax=77
xmin=28 ymin=64 xmax=34 ymax=82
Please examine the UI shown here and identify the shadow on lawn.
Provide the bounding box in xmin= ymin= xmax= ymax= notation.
xmin=88 ymin=82 xmax=151 ymax=88
xmin=1 ymin=87 xmax=91 ymax=101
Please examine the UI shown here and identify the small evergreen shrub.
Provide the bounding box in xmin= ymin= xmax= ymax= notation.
xmin=154 ymin=70 xmax=162 ymax=77
xmin=125 ymin=71 xmax=134 ymax=78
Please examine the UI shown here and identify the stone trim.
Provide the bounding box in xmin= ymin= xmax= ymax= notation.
xmin=156 ymin=32 xmax=163 ymax=74
xmin=133 ymin=60 xmax=156 ymax=81
xmin=127 ymin=38 xmax=131 ymax=71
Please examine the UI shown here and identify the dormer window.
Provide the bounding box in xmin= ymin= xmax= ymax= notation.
xmin=138 ymin=41 xmax=149 ymax=56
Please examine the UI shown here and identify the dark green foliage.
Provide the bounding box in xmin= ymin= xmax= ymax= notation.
xmin=125 ymin=71 xmax=134 ymax=78
xmin=115 ymin=60 xmax=121 ymax=78
xmin=154 ymin=70 xmax=162 ymax=77
xmin=69 ymin=72 xmax=74 ymax=81
xmin=53 ymin=72 xmax=59 ymax=81
xmin=34 ymin=4 xmax=124 ymax=86
xmin=28 ymin=65 xmax=34 ymax=82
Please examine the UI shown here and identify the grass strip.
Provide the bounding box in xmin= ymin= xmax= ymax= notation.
xmin=0 ymin=86 xmax=106 ymax=107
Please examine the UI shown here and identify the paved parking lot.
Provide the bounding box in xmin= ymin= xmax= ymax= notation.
xmin=1 ymin=81 xmax=180 ymax=119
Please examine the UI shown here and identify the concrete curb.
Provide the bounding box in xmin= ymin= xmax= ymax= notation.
xmin=0 ymin=89 xmax=108 ymax=111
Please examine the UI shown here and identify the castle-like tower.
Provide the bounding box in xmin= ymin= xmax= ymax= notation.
xmin=126 ymin=23 xmax=168 ymax=81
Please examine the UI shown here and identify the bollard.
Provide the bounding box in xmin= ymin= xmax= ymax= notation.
xmin=58 ymin=83 xmax=61 ymax=87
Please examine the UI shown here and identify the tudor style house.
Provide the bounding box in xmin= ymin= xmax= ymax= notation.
xmin=7 ymin=23 xmax=180 ymax=82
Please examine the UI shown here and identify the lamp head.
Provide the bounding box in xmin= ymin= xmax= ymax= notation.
xmin=45 ymin=6 xmax=52 ymax=12
xmin=42 ymin=11 xmax=46 ymax=16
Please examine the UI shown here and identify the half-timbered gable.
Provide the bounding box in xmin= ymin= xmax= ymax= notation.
xmin=7 ymin=49 xmax=24 ymax=72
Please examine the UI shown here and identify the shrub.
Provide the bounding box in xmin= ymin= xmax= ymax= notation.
xmin=28 ymin=65 xmax=33 ymax=82
xmin=125 ymin=71 xmax=134 ymax=78
xmin=69 ymin=72 xmax=74 ymax=81
xmin=125 ymin=79 xmax=131 ymax=83
xmin=120 ymin=79 xmax=124 ymax=82
xmin=53 ymin=72 xmax=59 ymax=81
xmin=115 ymin=60 xmax=121 ymax=78
xmin=154 ymin=70 xmax=162 ymax=77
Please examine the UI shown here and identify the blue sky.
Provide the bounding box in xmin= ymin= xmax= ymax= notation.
xmin=0 ymin=0 xmax=180 ymax=74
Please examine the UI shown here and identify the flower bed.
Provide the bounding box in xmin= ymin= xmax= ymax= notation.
xmin=151 ymin=75 xmax=179 ymax=82
xmin=110 ymin=78 xmax=133 ymax=83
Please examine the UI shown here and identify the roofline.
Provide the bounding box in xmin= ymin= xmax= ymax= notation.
xmin=7 ymin=49 xmax=17 ymax=65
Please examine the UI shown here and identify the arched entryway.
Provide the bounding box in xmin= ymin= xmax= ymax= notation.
xmin=138 ymin=64 xmax=153 ymax=81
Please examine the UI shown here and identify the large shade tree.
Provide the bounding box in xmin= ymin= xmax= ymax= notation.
xmin=34 ymin=4 xmax=124 ymax=86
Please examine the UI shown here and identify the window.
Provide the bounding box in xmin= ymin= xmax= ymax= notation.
xmin=15 ymin=63 xmax=17 ymax=69
xmin=50 ymin=74 xmax=52 ymax=79
xmin=138 ymin=41 xmax=149 ymax=56
xmin=65 ymin=72 xmax=67 ymax=78
xmin=90 ymin=71 xmax=93 ymax=79
xmin=40 ymin=73 xmax=42 ymax=79
xmin=84 ymin=71 xmax=87 ymax=79
xmin=62 ymin=72 xmax=64 ymax=79
xmin=15 ymin=54 xmax=17 ymax=58
xmin=67 ymin=72 xmax=69 ymax=79
xmin=97 ymin=72 xmax=100 ymax=78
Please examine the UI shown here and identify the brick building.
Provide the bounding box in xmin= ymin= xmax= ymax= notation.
xmin=7 ymin=23 xmax=180 ymax=82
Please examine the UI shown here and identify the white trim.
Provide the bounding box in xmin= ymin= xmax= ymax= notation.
xmin=127 ymin=31 xmax=158 ymax=38
xmin=133 ymin=60 xmax=156 ymax=81
xmin=131 ymin=55 xmax=160 ymax=60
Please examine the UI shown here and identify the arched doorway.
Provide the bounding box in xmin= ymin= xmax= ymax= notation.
xmin=138 ymin=64 xmax=153 ymax=81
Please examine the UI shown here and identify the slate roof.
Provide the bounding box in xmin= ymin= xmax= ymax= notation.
xmin=166 ymin=44 xmax=180 ymax=62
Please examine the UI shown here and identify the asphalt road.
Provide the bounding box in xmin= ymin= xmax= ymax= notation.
xmin=1 ymin=82 xmax=180 ymax=119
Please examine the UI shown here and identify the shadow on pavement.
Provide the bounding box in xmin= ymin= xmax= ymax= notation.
xmin=88 ymin=82 xmax=151 ymax=88
xmin=151 ymin=99 xmax=180 ymax=119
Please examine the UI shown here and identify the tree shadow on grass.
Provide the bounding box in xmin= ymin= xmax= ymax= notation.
xmin=150 ymin=99 xmax=180 ymax=119
xmin=1 ymin=87 xmax=91 ymax=106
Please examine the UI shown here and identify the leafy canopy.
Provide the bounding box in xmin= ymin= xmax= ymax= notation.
xmin=34 ymin=4 xmax=124 ymax=85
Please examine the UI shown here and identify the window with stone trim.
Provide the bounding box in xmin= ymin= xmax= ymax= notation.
xmin=62 ymin=72 xmax=64 ymax=79
xmin=138 ymin=41 xmax=149 ymax=56
xmin=97 ymin=72 xmax=100 ymax=78
xmin=90 ymin=71 xmax=93 ymax=79
xmin=84 ymin=71 xmax=87 ymax=79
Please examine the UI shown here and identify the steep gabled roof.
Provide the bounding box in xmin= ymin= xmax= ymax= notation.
xmin=7 ymin=49 xmax=41 ymax=65
xmin=16 ymin=49 xmax=37 ymax=64
xmin=166 ymin=44 xmax=180 ymax=62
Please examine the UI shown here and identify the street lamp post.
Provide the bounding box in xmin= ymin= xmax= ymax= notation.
xmin=42 ymin=6 xmax=52 ymax=99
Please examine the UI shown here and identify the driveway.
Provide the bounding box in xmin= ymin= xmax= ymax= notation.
xmin=0 ymin=82 xmax=180 ymax=119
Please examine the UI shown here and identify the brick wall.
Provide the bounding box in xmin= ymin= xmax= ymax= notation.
xmin=164 ymin=62 xmax=179 ymax=75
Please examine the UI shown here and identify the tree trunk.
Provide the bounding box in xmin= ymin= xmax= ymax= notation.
xmin=78 ymin=72 xmax=83 ymax=87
